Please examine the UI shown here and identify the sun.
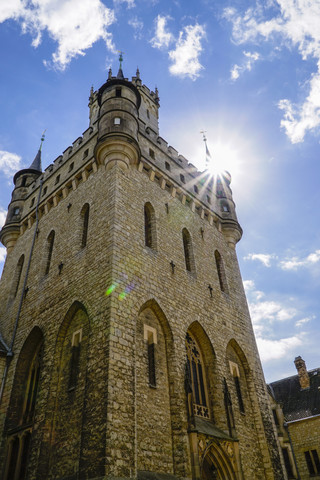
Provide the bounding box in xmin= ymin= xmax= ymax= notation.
xmin=206 ymin=141 xmax=240 ymax=178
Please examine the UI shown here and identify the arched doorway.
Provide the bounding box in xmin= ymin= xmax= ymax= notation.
xmin=201 ymin=443 xmax=237 ymax=480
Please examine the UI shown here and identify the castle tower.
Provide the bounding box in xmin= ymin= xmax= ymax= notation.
xmin=0 ymin=63 xmax=284 ymax=480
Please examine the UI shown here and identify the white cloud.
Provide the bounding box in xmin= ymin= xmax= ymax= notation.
xmin=114 ymin=0 xmax=135 ymax=8
xmin=128 ymin=16 xmax=143 ymax=40
xmin=230 ymin=50 xmax=260 ymax=81
xmin=280 ymin=249 xmax=320 ymax=270
xmin=244 ymin=252 xmax=275 ymax=267
xmin=0 ymin=0 xmax=116 ymax=70
xmin=0 ymin=151 xmax=22 ymax=177
xmin=224 ymin=1 xmax=320 ymax=142
xmin=295 ymin=316 xmax=314 ymax=327
xmin=0 ymin=208 xmax=7 ymax=229
xmin=257 ymin=335 xmax=303 ymax=362
xmin=249 ymin=300 xmax=297 ymax=325
xmin=168 ymin=24 xmax=206 ymax=80
xmin=151 ymin=15 xmax=174 ymax=49
xmin=0 ymin=247 xmax=6 ymax=264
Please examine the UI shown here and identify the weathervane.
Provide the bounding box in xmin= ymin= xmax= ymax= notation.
xmin=118 ymin=51 xmax=124 ymax=69
xmin=40 ymin=129 xmax=46 ymax=151
xmin=200 ymin=130 xmax=212 ymax=170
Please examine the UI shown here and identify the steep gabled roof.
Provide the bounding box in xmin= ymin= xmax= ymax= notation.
xmin=270 ymin=368 xmax=320 ymax=422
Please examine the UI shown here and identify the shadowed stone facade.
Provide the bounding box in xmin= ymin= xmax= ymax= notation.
xmin=0 ymin=67 xmax=284 ymax=479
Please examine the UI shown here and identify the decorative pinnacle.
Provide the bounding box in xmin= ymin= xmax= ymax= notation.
xmin=136 ymin=67 xmax=140 ymax=79
xmin=108 ymin=67 xmax=112 ymax=80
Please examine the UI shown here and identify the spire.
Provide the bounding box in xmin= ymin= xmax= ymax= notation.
xmin=108 ymin=67 xmax=112 ymax=80
xmin=155 ymin=86 xmax=160 ymax=105
xmin=117 ymin=51 xmax=124 ymax=79
xmin=136 ymin=67 xmax=140 ymax=80
xmin=200 ymin=130 xmax=212 ymax=170
xmin=28 ymin=131 xmax=45 ymax=172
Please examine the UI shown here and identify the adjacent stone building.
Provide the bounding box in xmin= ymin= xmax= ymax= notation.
xmin=269 ymin=357 xmax=320 ymax=480
xmin=0 ymin=65 xmax=284 ymax=479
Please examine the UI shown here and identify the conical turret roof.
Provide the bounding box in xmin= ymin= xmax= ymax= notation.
xmin=13 ymin=134 xmax=44 ymax=184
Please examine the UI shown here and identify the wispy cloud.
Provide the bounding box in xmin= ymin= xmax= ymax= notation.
xmin=151 ymin=15 xmax=174 ymax=49
xmin=244 ymin=279 xmax=310 ymax=362
xmin=230 ymin=50 xmax=260 ymax=80
xmin=168 ymin=24 xmax=206 ymax=80
xmin=257 ymin=336 xmax=303 ymax=362
xmin=0 ymin=247 xmax=6 ymax=264
xmin=280 ymin=249 xmax=320 ymax=270
xmin=151 ymin=16 xmax=206 ymax=80
xmin=244 ymin=252 xmax=276 ymax=267
xmin=0 ymin=0 xmax=116 ymax=70
xmin=0 ymin=208 xmax=7 ymax=229
xmin=114 ymin=0 xmax=135 ymax=8
xmin=224 ymin=1 xmax=320 ymax=143
xmin=0 ymin=151 xmax=22 ymax=177
xmin=128 ymin=16 xmax=143 ymax=40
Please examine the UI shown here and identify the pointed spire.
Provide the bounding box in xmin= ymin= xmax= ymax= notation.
xmin=136 ymin=67 xmax=140 ymax=79
xmin=108 ymin=67 xmax=112 ymax=80
xmin=89 ymin=85 xmax=94 ymax=105
xmin=117 ymin=51 xmax=124 ymax=79
xmin=28 ymin=131 xmax=45 ymax=172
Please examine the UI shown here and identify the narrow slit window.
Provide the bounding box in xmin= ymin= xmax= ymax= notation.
xmin=165 ymin=161 xmax=170 ymax=171
xmin=83 ymin=149 xmax=89 ymax=159
xmin=144 ymin=325 xmax=157 ymax=388
xmin=182 ymin=228 xmax=194 ymax=273
xmin=215 ymin=250 xmax=228 ymax=293
xmin=149 ymin=148 xmax=155 ymax=159
xmin=69 ymin=330 xmax=82 ymax=390
xmin=116 ymin=87 xmax=122 ymax=97
xmin=180 ymin=174 xmax=185 ymax=183
xmin=80 ymin=203 xmax=90 ymax=248
xmin=144 ymin=203 xmax=156 ymax=249
xmin=45 ymin=231 xmax=55 ymax=275
xmin=282 ymin=448 xmax=294 ymax=479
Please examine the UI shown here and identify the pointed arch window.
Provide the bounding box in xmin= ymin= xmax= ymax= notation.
xmin=12 ymin=254 xmax=24 ymax=298
xmin=144 ymin=202 xmax=156 ymax=250
xmin=229 ymin=361 xmax=245 ymax=414
xmin=215 ymin=250 xmax=228 ymax=293
xmin=185 ymin=332 xmax=209 ymax=418
xmin=80 ymin=203 xmax=90 ymax=248
xmin=45 ymin=230 xmax=55 ymax=275
xmin=182 ymin=228 xmax=195 ymax=273
xmin=4 ymin=336 xmax=42 ymax=480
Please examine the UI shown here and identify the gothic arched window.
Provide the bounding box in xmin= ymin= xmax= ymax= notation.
xmin=215 ymin=250 xmax=228 ymax=293
xmin=4 ymin=331 xmax=43 ymax=480
xmin=80 ymin=203 xmax=90 ymax=248
xmin=182 ymin=228 xmax=195 ymax=273
xmin=185 ymin=332 xmax=209 ymax=418
xmin=45 ymin=230 xmax=55 ymax=275
xmin=144 ymin=202 xmax=156 ymax=250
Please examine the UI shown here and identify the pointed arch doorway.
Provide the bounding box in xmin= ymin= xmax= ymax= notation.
xmin=201 ymin=444 xmax=238 ymax=480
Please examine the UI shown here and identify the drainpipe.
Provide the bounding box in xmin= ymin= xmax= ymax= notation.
xmin=283 ymin=422 xmax=301 ymax=480
xmin=0 ymin=178 xmax=43 ymax=406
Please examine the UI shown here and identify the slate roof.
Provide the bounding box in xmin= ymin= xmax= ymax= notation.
xmin=270 ymin=368 xmax=320 ymax=422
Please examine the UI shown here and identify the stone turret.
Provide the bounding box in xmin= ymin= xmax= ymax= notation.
xmin=216 ymin=170 xmax=242 ymax=248
xmin=94 ymin=60 xmax=141 ymax=171
xmin=0 ymin=139 xmax=43 ymax=253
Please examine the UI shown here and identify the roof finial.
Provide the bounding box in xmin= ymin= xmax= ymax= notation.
xmin=117 ymin=51 xmax=125 ymax=79
xmin=136 ymin=67 xmax=140 ymax=79
xmin=39 ymin=130 xmax=46 ymax=151
xmin=200 ymin=130 xmax=212 ymax=170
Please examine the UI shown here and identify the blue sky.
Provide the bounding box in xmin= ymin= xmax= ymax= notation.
xmin=0 ymin=0 xmax=319 ymax=383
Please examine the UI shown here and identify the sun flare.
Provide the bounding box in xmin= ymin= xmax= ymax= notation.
xmin=206 ymin=141 xmax=240 ymax=178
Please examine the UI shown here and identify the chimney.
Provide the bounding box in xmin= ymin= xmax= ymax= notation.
xmin=294 ymin=356 xmax=310 ymax=389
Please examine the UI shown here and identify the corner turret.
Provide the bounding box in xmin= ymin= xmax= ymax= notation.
xmin=0 ymin=135 xmax=44 ymax=253
xmin=94 ymin=55 xmax=141 ymax=170
xmin=215 ymin=170 xmax=242 ymax=248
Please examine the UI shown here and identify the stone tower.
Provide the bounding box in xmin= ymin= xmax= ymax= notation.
xmin=0 ymin=65 xmax=284 ymax=480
